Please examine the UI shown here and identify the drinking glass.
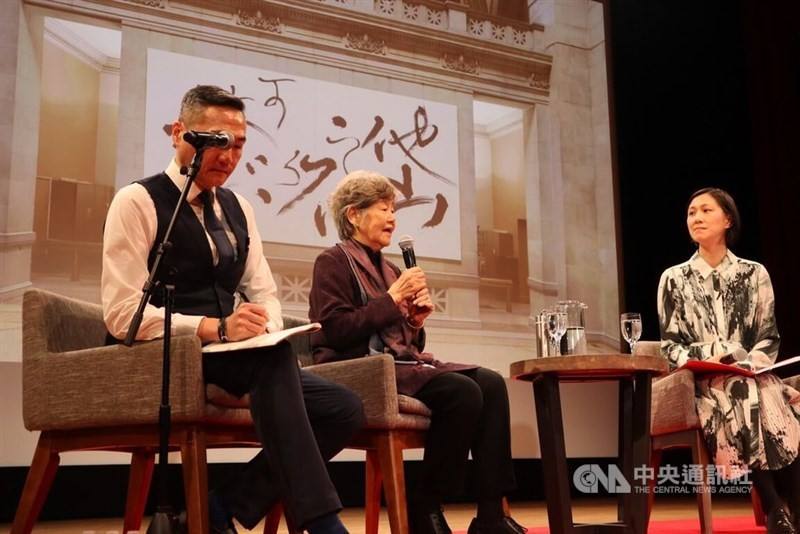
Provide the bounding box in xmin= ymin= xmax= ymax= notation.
xmin=620 ymin=312 xmax=642 ymax=354
xmin=545 ymin=309 xmax=568 ymax=357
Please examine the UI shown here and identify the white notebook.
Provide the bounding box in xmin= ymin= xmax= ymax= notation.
xmin=202 ymin=322 xmax=321 ymax=354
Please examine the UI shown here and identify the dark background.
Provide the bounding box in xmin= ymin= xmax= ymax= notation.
xmin=610 ymin=0 xmax=800 ymax=357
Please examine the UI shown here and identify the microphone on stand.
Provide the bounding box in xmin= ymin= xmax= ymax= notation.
xmin=183 ymin=130 xmax=235 ymax=149
xmin=398 ymin=235 xmax=417 ymax=269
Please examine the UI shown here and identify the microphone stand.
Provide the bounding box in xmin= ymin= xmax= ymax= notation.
xmin=124 ymin=147 xmax=208 ymax=534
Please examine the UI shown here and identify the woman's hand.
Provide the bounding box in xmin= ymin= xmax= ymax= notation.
xmin=388 ymin=267 xmax=427 ymax=305
xmin=706 ymin=353 xmax=729 ymax=364
xmin=707 ymin=347 xmax=748 ymax=364
xmin=407 ymin=287 xmax=434 ymax=326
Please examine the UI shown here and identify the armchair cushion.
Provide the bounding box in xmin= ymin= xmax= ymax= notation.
xmin=397 ymin=394 xmax=432 ymax=418
xmin=206 ymin=354 xmax=432 ymax=430
xmin=305 ymin=355 xmax=431 ymax=431
xmin=207 ymin=383 xmax=250 ymax=409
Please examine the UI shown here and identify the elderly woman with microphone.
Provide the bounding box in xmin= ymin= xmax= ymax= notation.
xmin=308 ymin=170 xmax=523 ymax=534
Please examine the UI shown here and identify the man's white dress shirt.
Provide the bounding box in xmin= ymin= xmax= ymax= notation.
xmin=102 ymin=159 xmax=282 ymax=341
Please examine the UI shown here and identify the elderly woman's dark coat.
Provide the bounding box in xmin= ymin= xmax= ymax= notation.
xmin=308 ymin=241 xmax=473 ymax=395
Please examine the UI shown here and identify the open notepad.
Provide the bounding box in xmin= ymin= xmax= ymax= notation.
xmin=202 ymin=322 xmax=321 ymax=354
xmin=680 ymin=354 xmax=800 ymax=379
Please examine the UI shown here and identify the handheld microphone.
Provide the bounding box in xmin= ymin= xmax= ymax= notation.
xmin=183 ymin=130 xmax=235 ymax=149
xmin=398 ymin=235 xmax=416 ymax=268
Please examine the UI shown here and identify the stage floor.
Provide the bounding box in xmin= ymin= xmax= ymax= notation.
xmin=0 ymin=497 xmax=757 ymax=533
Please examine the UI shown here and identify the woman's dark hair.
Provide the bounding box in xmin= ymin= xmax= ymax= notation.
xmin=687 ymin=187 xmax=741 ymax=246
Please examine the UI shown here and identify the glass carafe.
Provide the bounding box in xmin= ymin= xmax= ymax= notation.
xmin=556 ymin=300 xmax=588 ymax=355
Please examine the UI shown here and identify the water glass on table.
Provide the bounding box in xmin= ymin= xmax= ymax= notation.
xmin=545 ymin=309 xmax=568 ymax=357
xmin=620 ymin=312 xmax=642 ymax=354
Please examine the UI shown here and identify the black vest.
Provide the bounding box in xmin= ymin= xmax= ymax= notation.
xmin=138 ymin=173 xmax=249 ymax=318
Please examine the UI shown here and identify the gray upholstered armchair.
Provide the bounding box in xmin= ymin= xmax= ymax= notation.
xmin=13 ymin=288 xmax=431 ymax=534
xmin=636 ymin=341 xmax=765 ymax=533
xmin=210 ymin=322 xmax=433 ymax=534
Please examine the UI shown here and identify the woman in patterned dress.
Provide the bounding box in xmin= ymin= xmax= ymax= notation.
xmin=658 ymin=187 xmax=800 ymax=533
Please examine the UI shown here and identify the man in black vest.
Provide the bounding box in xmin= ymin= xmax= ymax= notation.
xmin=101 ymin=85 xmax=364 ymax=534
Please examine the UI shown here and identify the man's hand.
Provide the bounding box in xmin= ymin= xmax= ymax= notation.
xmin=226 ymin=303 xmax=268 ymax=341
xmin=388 ymin=267 xmax=427 ymax=305
xmin=198 ymin=303 xmax=268 ymax=343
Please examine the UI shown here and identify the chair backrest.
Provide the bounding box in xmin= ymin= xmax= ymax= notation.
xmin=23 ymin=288 xmax=108 ymax=358
xmin=283 ymin=314 xmax=314 ymax=366
xmin=634 ymin=340 xmax=661 ymax=357
xmin=23 ymin=288 xmax=313 ymax=360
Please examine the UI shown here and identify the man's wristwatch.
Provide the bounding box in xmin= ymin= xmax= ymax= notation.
xmin=218 ymin=316 xmax=229 ymax=342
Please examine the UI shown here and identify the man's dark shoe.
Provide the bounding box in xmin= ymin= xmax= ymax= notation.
xmin=305 ymin=511 xmax=349 ymax=534
xmin=767 ymin=507 xmax=797 ymax=534
xmin=176 ymin=492 xmax=239 ymax=534
xmin=467 ymin=516 xmax=527 ymax=534
xmin=176 ymin=511 xmax=238 ymax=534
xmin=210 ymin=519 xmax=238 ymax=534
xmin=503 ymin=516 xmax=528 ymax=534
xmin=409 ymin=505 xmax=452 ymax=534
xmin=208 ymin=491 xmax=239 ymax=534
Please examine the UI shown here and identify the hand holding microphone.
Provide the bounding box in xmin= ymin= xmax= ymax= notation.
xmin=390 ymin=236 xmax=434 ymax=324
xmin=389 ymin=235 xmax=426 ymax=303
xmin=387 ymin=268 xmax=427 ymax=305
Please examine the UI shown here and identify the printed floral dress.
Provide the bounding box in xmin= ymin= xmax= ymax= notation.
xmin=658 ymin=250 xmax=800 ymax=479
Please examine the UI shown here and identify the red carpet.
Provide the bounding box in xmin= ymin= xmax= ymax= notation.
xmin=456 ymin=516 xmax=764 ymax=533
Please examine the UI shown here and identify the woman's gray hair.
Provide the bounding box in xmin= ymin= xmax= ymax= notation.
xmin=330 ymin=170 xmax=396 ymax=241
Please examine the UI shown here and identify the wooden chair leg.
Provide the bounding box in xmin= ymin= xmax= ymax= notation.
xmin=123 ymin=449 xmax=155 ymax=533
xmin=376 ymin=431 xmax=409 ymax=534
xmin=646 ymin=447 xmax=662 ymax=526
xmin=181 ymin=428 xmax=209 ymax=534
xmin=263 ymin=501 xmax=303 ymax=534
xmin=691 ymin=431 xmax=713 ymax=534
xmin=365 ymin=449 xmax=383 ymax=534
xmin=11 ymin=434 xmax=60 ymax=534
xmin=264 ymin=502 xmax=283 ymax=534
xmin=751 ymin=485 xmax=766 ymax=526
